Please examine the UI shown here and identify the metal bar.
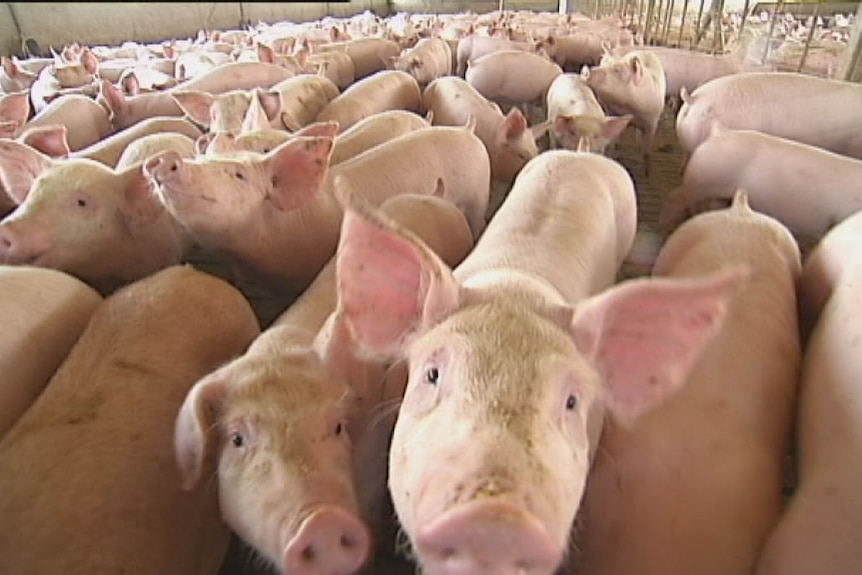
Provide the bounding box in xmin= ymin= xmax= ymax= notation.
xmin=661 ymin=0 xmax=675 ymax=44
xmin=652 ymin=0 xmax=664 ymax=43
xmin=761 ymin=0 xmax=785 ymax=64
xmin=677 ymin=0 xmax=691 ymax=47
xmin=797 ymin=0 xmax=822 ymax=73
xmin=738 ymin=0 xmax=751 ymax=39
xmin=693 ymin=0 xmax=707 ymax=47
xmin=846 ymin=3 xmax=862 ymax=81
xmin=636 ymin=0 xmax=645 ymax=39
xmin=644 ymin=0 xmax=657 ymax=43
xmin=713 ymin=0 xmax=725 ymax=53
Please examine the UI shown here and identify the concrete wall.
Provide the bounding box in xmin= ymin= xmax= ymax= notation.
xmin=389 ymin=0 xmax=558 ymax=13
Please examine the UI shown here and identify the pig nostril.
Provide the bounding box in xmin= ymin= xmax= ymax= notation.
xmin=340 ymin=534 xmax=356 ymax=548
xmin=300 ymin=545 xmax=316 ymax=563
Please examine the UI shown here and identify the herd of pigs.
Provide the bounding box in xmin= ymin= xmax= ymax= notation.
xmin=0 ymin=5 xmax=860 ymax=575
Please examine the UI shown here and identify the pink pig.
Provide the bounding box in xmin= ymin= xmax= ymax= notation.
xmin=0 ymin=142 xmax=193 ymax=294
xmin=145 ymin=126 xmax=489 ymax=295
xmin=423 ymin=76 xmax=550 ymax=182
xmin=334 ymin=150 xmax=743 ymax=575
xmin=574 ymin=190 xmax=799 ymax=575
xmin=316 ymin=70 xmax=422 ymax=133
xmin=754 ymin=209 xmax=862 ymax=575
xmin=174 ymin=192 xmax=474 ymax=575
xmin=465 ymin=49 xmax=563 ymax=106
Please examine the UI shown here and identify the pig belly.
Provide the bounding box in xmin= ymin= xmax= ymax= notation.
xmin=755 ymin=275 xmax=862 ymax=575
xmin=0 ymin=266 xmax=102 ymax=440
xmin=0 ymin=266 xmax=260 ymax=575
xmin=575 ymin=206 xmax=800 ymax=575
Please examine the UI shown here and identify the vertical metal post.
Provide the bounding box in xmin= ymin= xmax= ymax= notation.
xmin=712 ymin=0 xmax=725 ymax=53
xmin=761 ymin=0 xmax=785 ymax=65
xmin=661 ymin=0 xmax=675 ymax=44
xmin=845 ymin=3 xmax=862 ymax=82
xmin=738 ymin=0 xmax=751 ymax=39
xmin=636 ymin=0 xmax=645 ymax=38
xmin=677 ymin=0 xmax=691 ymax=47
xmin=644 ymin=0 xmax=657 ymax=44
xmin=797 ymin=0 xmax=822 ymax=73
xmin=693 ymin=0 xmax=707 ymax=47
xmin=652 ymin=0 xmax=664 ymax=43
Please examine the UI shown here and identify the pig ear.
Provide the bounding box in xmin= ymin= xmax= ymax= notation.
xmin=19 ymin=124 xmax=71 ymax=158
xmin=120 ymin=166 xmax=165 ymax=227
xmin=0 ymin=140 xmax=54 ymax=203
xmin=81 ymin=48 xmax=99 ymax=75
xmin=570 ymin=267 xmax=748 ymax=425
xmin=554 ymin=115 xmax=577 ymax=135
xmin=600 ymin=115 xmax=633 ymax=139
xmin=680 ymin=86 xmax=691 ymax=106
xmin=257 ymin=43 xmax=275 ymax=63
xmin=1 ymin=56 xmax=15 ymax=76
xmin=257 ymin=90 xmax=283 ymax=123
xmin=174 ymin=373 xmax=229 ymax=491
xmin=171 ymin=90 xmax=215 ymax=127
xmin=292 ymin=120 xmax=339 ymax=139
xmin=580 ymin=65 xmax=591 ymax=80
xmin=500 ymin=107 xmax=528 ymax=142
xmin=195 ymin=132 xmax=217 ymax=155
xmin=120 ymin=70 xmax=141 ymax=96
xmin=0 ymin=90 xmax=31 ymax=126
xmin=335 ymin=180 xmax=463 ymax=358
xmin=99 ymin=79 xmax=127 ymax=118
xmin=265 ymin=136 xmax=334 ymax=211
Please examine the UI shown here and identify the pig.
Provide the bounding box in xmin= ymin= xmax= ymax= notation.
xmin=261 ymin=74 xmax=341 ymax=131
xmin=573 ymin=190 xmax=799 ymax=575
xmin=658 ymin=126 xmax=862 ymax=239
xmin=546 ymin=73 xmax=632 ymax=154
xmin=753 ymin=214 xmax=862 ymax=575
xmin=334 ymin=150 xmax=742 ymax=575
xmin=24 ymin=94 xmax=113 ymax=152
xmin=328 ymin=110 xmax=429 ymax=165
xmin=534 ymin=33 xmax=606 ymax=70
xmin=392 ymin=38 xmax=453 ymax=86
xmin=174 ymin=192 xmax=474 ymax=575
xmin=172 ymin=88 xmax=265 ymax=135
xmin=0 ymin=265 xmax=260 ymax=575
xmin=423 ymin=76 xmax=550 ymax=182
xmin=316 ymin=70 xmax=422 ymax=134
xmin=118 ymin=65 xmax=178 ymax=95
xmin=305 ymin=51 xmax=357 ymax=90
xmin=455 ymin=35 xmax=536 ymax=77
xmin=201 ymin=121 xmax=340 ymax=157
xmin=0 ymin=91 xmax=30 ymax=133
xmin=0 ymin=265 xmax=102 ymax=440
xmin=465 ymin=50 xmax=563 ymax=106
xmin=0 ymin=144 xmax=193 ymax=294
xmin=145 ymin=126 xmax=490 ymax=296
xmin=98 ymin=62 xmax=294 ymax=131
xmin=676 ymin=72 xmax=862 ymax=161
xmin=582 ymin=50 xmax=666 ymax=171
xmin=115 ymin=133 xmax=197 ymax=171
xmin=316 ymin=38 xmax=401 ymax=80
xmin=75 ymin=117 xmax=203 ymax=167
xmin=797 ymin=209 xmax=862 ymax=337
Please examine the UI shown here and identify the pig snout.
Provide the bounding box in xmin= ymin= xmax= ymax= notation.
xmin=282 ymin=507 xmax=371 ymax=575
xmin=143 ymin=151 xmax=188 ymax=187
xmin=415 ymin=500 xmax=561 ymax=575
xmin=0 ymin=221 xmax=45 ymax=265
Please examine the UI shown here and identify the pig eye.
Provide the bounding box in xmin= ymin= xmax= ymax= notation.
xmin=566 ymin=394 xmax=578 ymax=411
xmin=234 ymin=171 xmax=246 ymax=181
xmin=230 ymin=432 xmax=245 ymax=448
xmin=425 ymin=367 xmax=440 ymax=385
xmin=76 ymin=198 xmax=87 ymax=208
xmin=335 ymin=422 xmax=344 ymax=436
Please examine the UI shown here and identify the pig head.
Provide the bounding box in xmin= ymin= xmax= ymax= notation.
xmin=334 ymin=199 xmax=745 ymax=575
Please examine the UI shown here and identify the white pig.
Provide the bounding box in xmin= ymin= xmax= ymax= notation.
xmin=546 ymin=73 xmax=632 ymax=154
xmin=676 ymin=71 xmax=862 ymax=161
xmin=582 ymin=50 xmax=666 ymax=171
xmin=0 ymin=144 xmax=193 ymax=294
xmin=174 ymin=192 xmax=474 ymax=575
xmin=754 ymin=215 xmax=862 ymax=575
xmin=465 ymin=49 xmax=563 ymax=106
xmin=423 ymin=76 xmax=550 ymax=183
xmin=455 ymin=35 xmax=536 ymax=77
xmin=392 ymin=38 xmax=453 ymax=86
xmin=659 ymin=126 xmax=862 ymax=238
xmin=316 ymin=70 xmax=422 ymax=134
xmin=0 ymin=266 xmax=260 ymax=575
xmin=0 ymin=266 xmax=102 ymax=439
xmin=573 ymin=190 xmax=800 ymax=575
xmin=145 ymin=127 xmax=490 ymax=295
xmin=334 ymin=150 xmax=742 ymax=575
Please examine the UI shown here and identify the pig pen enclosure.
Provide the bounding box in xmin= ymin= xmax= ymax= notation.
xmin=1 ymin=1 xmax=862 ymax=574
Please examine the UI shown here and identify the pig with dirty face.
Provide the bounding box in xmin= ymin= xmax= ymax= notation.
xmin=334 ymin=175 xmax=743 ymax=575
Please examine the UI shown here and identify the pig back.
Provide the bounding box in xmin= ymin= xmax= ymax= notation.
xmin=454 ymin=150 xmax=636 ymax=303
xmin=0 ymin=265 xmax=261 ymax=575
xmin=0 ymin=266 xmax=102 ymax=440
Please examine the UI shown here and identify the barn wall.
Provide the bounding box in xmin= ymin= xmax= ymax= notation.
xmin=0 ymin=1 xmax=389 ymax=58
xmin=388 ymin=0 xmax=559 ymax=13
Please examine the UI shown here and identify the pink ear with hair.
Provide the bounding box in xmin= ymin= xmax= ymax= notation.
xmin=266 ymin=136 xmax=334 ymax=211
xmin=19 ymin=125 xmax=71 ymax=158
xmin=171 ymin=90 xmax=215 ymax=127
xmin=0 ymin=140 xmax=54 ymax=203
xmin=570 ymin=268 xmax=747 ymax=425
xmin=174 ymin=373 xmax=229 ymax=491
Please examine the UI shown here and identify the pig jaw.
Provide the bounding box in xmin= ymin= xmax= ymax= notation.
xmin=389 ymin=301 xmax=601 ymax=575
